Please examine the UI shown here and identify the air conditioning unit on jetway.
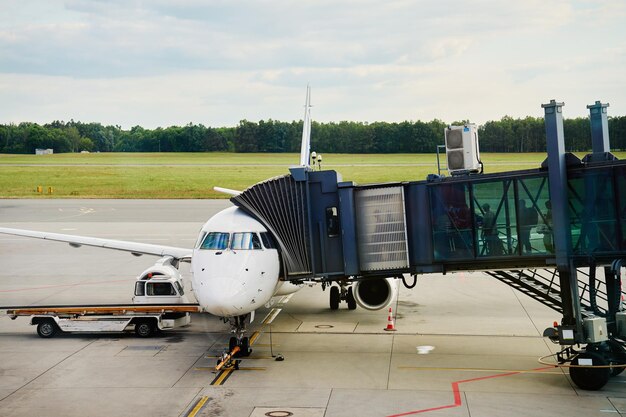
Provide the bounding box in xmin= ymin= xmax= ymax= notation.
xmin=444 ymin=124 xmax=482 ymax=175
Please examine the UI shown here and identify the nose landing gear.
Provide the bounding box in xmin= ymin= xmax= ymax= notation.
xmin=229 ymin=335 xmax=250 ymax=357
xmin=228 ymin=314 xmax=253 ymax=358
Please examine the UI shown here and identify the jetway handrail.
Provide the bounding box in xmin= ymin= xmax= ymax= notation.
xmin=501 ymin=268 xmax=624 ymax=317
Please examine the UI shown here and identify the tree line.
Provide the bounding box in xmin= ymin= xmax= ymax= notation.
xmin=1 ymin=115 xmax=626 ymax=154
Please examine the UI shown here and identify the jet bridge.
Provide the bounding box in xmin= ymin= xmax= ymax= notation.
xmin=232 ymin=100 xmax=626 ymax=390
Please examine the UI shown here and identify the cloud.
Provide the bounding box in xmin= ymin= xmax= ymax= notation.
xmin=0 ymin=0 xmax=624 ymax=127
xmin=0 ymin=0 xmax=582 ymax=77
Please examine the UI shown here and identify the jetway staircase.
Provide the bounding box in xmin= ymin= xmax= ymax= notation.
xmin=485 ymin=268 xmax=624 ymax=319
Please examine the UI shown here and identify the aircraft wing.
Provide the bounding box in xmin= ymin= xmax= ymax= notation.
xmin=0 ymin=227 xmax=193 ymax=260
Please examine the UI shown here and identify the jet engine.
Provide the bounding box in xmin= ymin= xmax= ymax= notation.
xmin=352 ymin=278 xmax=397 ymax=311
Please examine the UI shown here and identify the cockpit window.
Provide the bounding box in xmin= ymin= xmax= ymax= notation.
xmin=260 ymin=232 xmax=277 ymax=249
xmin=231 ymin=232 xmax=262 ymax=250
xmin=195 ymin=231 xmax=207 ymax=248
xmin=200 ymin=232 xmax=230 ymax=250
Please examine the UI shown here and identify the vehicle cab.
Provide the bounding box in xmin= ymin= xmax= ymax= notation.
xmin=133 ymin=256 xmax=190 ymax=304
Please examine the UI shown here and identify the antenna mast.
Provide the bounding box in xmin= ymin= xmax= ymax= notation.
xmin=299 ymin=85 xmax=312 ymax=167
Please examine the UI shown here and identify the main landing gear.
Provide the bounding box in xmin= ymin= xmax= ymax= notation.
xmin=329 ymin=283 xmax=357 ymax=310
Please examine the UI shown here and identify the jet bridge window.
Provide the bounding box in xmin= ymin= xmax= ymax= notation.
xmin=430 ymin=182 xmax=474 ymax=260
xmin=231 ymin=232 xmax=262 ymax=250
xmin=472 ymin=179 xmax=518 ymax=257
xmin=200 ymin=232 xmax=230 ymax=250
xmin=326 ymin=206 xmax=340 ymax=237
xmin=569 ymin=168 xmax=618 ymax=254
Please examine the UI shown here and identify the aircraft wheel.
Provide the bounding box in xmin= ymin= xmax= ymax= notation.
xmin=240 ymin=337 xmax=251 ymax=357
xmin=37 ymin=320 xmax=58 ymax=338
xmin=347 ymin=287 xmax=357 ymax=310
xmin=330 ymin=286 xmax=340 ymax=310
xmin=134 ymin=320 xmax=155 ymax=338
xmin=229 ymin=336 xmax=238 ymax=353
xmin=569 ymin=351 xmax=611 ymax=390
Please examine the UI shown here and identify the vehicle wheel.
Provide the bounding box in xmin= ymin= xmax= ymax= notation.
xmin=229 ymin=336 xmax=238 ymax=353
xmin=608 ymin=340 xmax=626 ymax=377
xmin=569 ymin=351 xmax=611 ymax=390
xmin=330 ymin=286 xmax=340 ymax=310
xmin=37 ymin=320 xmax=57 ymax=338
xmin=134 ymin=320 xmax=155 ymax=338
xmin=347 ymin=287 xmax=357 ymax=310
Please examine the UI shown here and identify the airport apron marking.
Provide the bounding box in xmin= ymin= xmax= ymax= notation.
xmin=186 ymin=396 xmax=209 ymax=417
xmin=210 ymin=305 xmax=284 ymax=386
xmin=386 ymin=366 xmax=554 ymax=417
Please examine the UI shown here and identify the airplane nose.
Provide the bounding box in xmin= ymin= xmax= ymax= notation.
xmin=194 ymin=276 xmax=245 ymax=316
xmin=190 ymin=248 xmax=279 ymax=317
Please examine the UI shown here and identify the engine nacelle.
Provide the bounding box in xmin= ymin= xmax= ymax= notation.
xmin=273 ymin=280 xmax=304 ymax=297
xmin=353 ymin=278 xmax=397 ymax=311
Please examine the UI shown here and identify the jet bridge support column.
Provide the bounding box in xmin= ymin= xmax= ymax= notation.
xmin=586 ymin=101 xmax=622 ymax=329
xmin=587 ymin=101 xmax=611 ymax=157
xmin=542 ymin=99 xmax=584 ymax=342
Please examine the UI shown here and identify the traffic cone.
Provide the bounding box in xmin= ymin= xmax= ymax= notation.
xmin=384 ymin=307 xmax=396 ymax=331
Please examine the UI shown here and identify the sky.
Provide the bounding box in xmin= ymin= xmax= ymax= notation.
xmin=0 ymin=0 xmax=624 ymax=129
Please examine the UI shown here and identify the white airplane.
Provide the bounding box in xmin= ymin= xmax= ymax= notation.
xmin=0 ymin=87 xmax=396 ymax=355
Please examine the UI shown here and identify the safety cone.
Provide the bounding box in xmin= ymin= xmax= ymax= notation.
xmin=384 ymin=307 xmax=396 ymax=331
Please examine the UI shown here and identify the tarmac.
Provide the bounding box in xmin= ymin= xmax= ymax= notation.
xmin=0 ymin=199 xmax=624 ymax=417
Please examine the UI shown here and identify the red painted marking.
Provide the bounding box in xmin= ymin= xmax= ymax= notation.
xmin=0 ymin=279 xmax=130 ymax=293
xmin=387 ymin=367 xmax=553 ymax=417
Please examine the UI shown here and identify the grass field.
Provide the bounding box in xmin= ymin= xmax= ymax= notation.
xmin=0 ymin=152 xmax=621 ymax=198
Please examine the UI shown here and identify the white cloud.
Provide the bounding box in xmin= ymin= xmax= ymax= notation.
xmin=0 ymin=0 xmax=624 ymax=127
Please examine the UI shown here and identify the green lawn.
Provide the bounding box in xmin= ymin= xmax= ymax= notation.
xmin=0 ymin=152 xmax=621 ymax=198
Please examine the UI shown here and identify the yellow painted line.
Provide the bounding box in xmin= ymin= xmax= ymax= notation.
xmin=260 ymin=309 xmax=274 ymax=324
xmin=252 ymin=307 xmax=283 ymax=346
xmin=186 ymin=396 xmax=209 ymax=417
xmin=261 ymin=307 xmax=282 ymax=325
xmin=208 ymin=301 xmax=288 ymax=387
xmin=202 ymin=354 xmax=274 ymax=362
xmin=195 ymin=366 xmax=266 ymax=371
xmin=249 ymin=331 xmax=261 ymax=345
xmin=279 ymin=294 xmax=294 ymax=305
xmin=399 ymin=366 xmax=561 ymax=375
xmin=212 ymin=368 xmax=233 ymax=385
